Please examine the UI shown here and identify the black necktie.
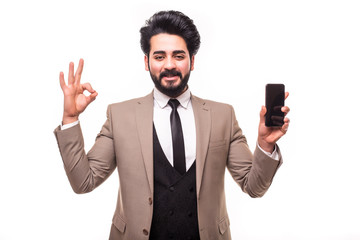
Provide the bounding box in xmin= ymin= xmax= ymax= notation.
xmin=168 ymin=99 xmax=186 ymax=175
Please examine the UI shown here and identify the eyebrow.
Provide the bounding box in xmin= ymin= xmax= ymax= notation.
xmin=173 ymin=50 xmax=186 ymax=55
xmin=152 ymin=50 xmax=186 ymax=55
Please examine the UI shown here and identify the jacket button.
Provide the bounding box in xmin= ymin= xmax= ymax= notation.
xmin=189 ymin=187 xmax=194 ymax=192
xmin=148 ymin=197 xmax=152 ymax=205
xmin=143 ymin=229 xmax=149 ymax=236
xmin=169 ymin=186 xmax=175 ymax=192
xmin=169 ymin=210 xmax=174 ymax=216
xmin=187 ymin=211 xmax=193 ymax=217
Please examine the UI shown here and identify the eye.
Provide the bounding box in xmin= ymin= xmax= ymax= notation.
xmin=174 ymin=55 xmax=185 ymax=60
xmin=154 ymin=55 xmax=164 ymax=60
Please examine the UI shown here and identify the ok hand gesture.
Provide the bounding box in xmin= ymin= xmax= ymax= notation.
xmin=59 ymin=59 xmax=98 ymax=125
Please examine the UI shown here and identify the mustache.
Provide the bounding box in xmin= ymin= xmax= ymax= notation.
xmin=159 ymin=69 xmax=182 ymax=79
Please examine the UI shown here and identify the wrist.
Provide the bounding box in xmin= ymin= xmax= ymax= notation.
xmin=62 ymin=115 xmax=79 ymax=125
xmin=257 ymin=138 xmax=275 ymax=153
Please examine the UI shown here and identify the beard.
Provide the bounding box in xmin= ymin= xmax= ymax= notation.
xmin=150 ymin=68 xmax=190 ymax=98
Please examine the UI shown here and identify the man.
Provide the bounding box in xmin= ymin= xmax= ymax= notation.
xmin=54 ymin=10 xmax=290 ymax=240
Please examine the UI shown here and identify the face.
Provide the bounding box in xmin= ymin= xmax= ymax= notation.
xmin=145 ymin=33 xmax=195 ymax=98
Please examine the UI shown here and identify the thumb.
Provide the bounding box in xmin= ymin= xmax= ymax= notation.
xmin=259 ymin=105 xmax=267 ymax=124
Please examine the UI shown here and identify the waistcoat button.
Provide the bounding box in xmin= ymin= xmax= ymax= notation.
xmin=143 ymin=229 xmax=149 ymax=235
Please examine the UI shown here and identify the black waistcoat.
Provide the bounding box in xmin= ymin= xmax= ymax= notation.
xmin=149 ymin=126 xmax=200 ymax=240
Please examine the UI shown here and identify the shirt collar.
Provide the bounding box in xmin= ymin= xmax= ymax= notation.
xmin=153 ymin=87 xmax=191 ymax=109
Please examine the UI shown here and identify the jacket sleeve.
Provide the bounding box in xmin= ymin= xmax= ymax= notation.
xmin=226 ymin=105 xmax=282 ymax=198
xmin=53 ymin=106 xmax=116 ymax=194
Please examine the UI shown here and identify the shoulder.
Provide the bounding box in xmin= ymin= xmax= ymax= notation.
xmin=191 ymin=94 xmax=234 ymax=113
xmin=108 ymin=92 xmax=153 ymax=112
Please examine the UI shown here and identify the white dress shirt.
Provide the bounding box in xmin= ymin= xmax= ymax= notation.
xmin=153 ymin=87 xmax=196 ymax=171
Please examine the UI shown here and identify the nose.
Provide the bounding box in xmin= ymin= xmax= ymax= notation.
xmin=164 ymin=57 xmax=176 ymax=70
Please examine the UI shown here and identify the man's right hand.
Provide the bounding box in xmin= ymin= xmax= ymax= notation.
xmin=59 ymin=59 xmax=98 ymax=125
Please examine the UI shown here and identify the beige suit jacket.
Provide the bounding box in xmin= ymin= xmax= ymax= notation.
xmin=54 ymin=92 xmax=282 ymax=240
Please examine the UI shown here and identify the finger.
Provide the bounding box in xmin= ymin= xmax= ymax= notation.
xmin=259 ymin=106 xmax=267 ymax=124
xmin=68 ymin=62 xmax=75 ymax=85
xmin=59 ymin=72 xmax=66 ymax=90
xmin=81 ymin=82 xmax=95 ymax=93
xmin=281 ymin=106 xmax=290 ymax=114
xmin=271 ymin=116 xmax=284 ymax=126
xmin=285 ymin=92 xmax=289 ymax=100
xmin=281 ymin=121 xmax=289 ymax=134
xmin=273 ymin=105 xmax=282 ymax=112
xmin=86 ymin=91 xmax=98 ymax=104
xmin=75 ymin=58 xmax=84 ymax=84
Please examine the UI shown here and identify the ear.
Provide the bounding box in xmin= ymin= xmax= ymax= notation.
xmin=144 ymin=55 xmax=149 ymax=71
xmin=190 ymin=55 xmax=195 ymax=71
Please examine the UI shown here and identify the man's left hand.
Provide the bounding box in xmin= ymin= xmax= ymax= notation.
xmin=257 ymin=92 xmax=290 ymax=153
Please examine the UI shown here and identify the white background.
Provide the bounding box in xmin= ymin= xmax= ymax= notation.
xmin=1 ymin=0 xmax=360 ymax=239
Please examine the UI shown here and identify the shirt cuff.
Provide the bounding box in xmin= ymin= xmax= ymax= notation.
xmin=61 ymin=120 xmax=79 ymax=130
xmin=257 ymin=142 xmax=280 ymax=161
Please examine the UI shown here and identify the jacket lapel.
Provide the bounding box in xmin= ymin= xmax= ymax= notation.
xmin=191 ymin=95 xmax=211 ymax=198
xmin=135 ymin=92 xmax=154 ymax=195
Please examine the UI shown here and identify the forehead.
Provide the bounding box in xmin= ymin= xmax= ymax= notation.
xmin=149 ymin=33 xmax=189 ymax=54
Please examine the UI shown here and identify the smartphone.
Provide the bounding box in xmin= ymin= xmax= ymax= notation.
xmin=265 ymin=84 xmax=285 ymax=127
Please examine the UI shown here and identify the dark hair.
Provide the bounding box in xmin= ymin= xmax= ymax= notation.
xmin=140 ymin=10 xmax=201 ymax=57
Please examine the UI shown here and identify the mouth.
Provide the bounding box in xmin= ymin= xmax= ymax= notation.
xmin=162 ymin=74 xmax=179 ymax=81
xmin=160 ymin=70 xmax=182 ymax=82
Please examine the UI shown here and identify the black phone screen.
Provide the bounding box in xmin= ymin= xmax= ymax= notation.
xmin=265 ymin=84 xmax=285 ymax=127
